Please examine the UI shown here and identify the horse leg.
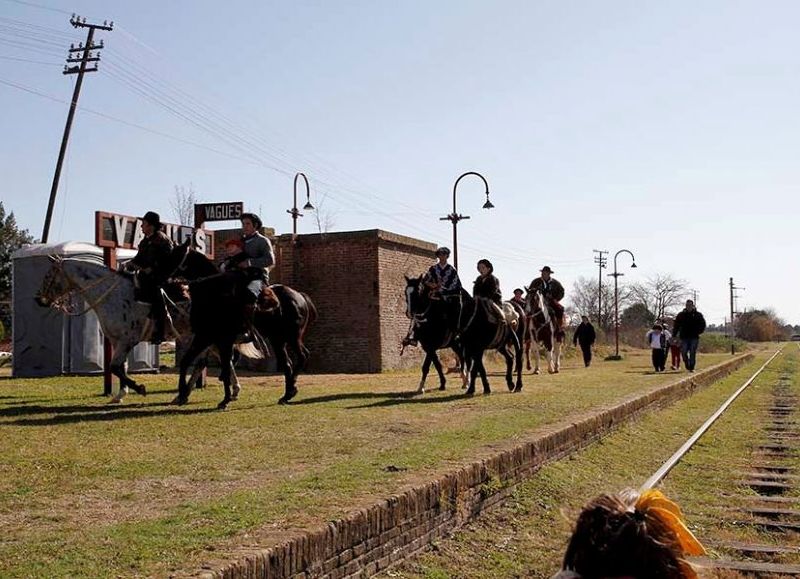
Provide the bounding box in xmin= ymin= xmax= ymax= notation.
xmin=418 ymin=350 xmax=434 ymax=393
xmin=217 ymin=340 xmax=235 ymax=410
xmin=533 ymin=341 xmax=542 ymax=374
xmin=465 ymin=351 xmax=478 ymax=396
xmin=277 ymin=341 xmax=299 ymax=405
xmin=108 ymin=339 xmax=145 ymax=403
xmin=478 ymin=353 xmax=491 ymax=395
xmin=431 ymin=352 xmax=447 ymax=391
xmin=499 ymin=344 xmax=515 ymax=392
xmin=174 ymin=335 xmax=210 ymax=405
xmin=553 ymin=340 xmax=562 ymax=373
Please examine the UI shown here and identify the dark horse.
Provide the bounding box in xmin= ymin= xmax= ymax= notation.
xmin=171 ymin=245 xmax=317 ymax=406
xmin=404 ymin=275 xmax=467 ymax=393
xmin=459 ymin=292 xmax=523 ymax=395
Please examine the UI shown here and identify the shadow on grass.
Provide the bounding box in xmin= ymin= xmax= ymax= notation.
xmin=0 ymin=401 xmax=224 ymax=426
xmin=288 ymin=390 xmax=420 ymax=406
xmin=347 ymin=391 xmax=491 ymax=409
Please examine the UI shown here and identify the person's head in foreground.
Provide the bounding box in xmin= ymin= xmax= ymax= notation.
xmin=554 ymin=488 xmax=706 ymax=579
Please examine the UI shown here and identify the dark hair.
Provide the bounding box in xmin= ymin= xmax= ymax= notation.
xmin=562 ymin=491 xmax=689 ymax=579
xmin=513 ymin=288 xmax=523 ymax=295
xmin=477 ymin=259 xmax=493 ymax=273
xmin=241 ymin=212 xmax=262 ymax=230
xmin=435 ymin=247 xmax=451 ymax=257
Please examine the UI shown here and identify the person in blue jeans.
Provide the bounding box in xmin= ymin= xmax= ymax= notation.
xmin=672 ymin=300 xmax=706 ymax=372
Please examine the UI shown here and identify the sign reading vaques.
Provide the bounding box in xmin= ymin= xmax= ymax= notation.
xmin=194 ymin=202 xmax=243 ymax=227
xmin=95 ymin=211 xmax=214 ymax=258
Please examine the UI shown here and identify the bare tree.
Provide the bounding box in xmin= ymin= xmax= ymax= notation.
xmin=568 ymin=276 xmax=628 ymax=330
xmin=629 ymin=274 xmax=689 ymax=321
xmin=169 ymin=184 xmax=198 ymax=226
xmin=312 ymin=193 xmax=336 ymax=234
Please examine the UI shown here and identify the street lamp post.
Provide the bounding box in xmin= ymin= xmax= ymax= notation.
xmin=287 ymin=172 xmax=314 ymax=240
xmin=439 ymin=171 xmax=494 ymax=270
xmin=607 ymin=249 xmax=637 ymax=360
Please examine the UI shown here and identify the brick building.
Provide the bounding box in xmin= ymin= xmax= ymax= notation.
xmin=213 ymin=228 xmax=436 ymax=373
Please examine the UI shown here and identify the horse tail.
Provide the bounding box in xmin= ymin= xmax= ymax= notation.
xmin=302 ymin=292 xmax=317 ymax=331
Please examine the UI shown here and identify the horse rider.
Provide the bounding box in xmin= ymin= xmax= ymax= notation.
xmin=510 ymin=288 xmax=526 ymax=309
xmin=225 ymin=212 xmax=275 ymax=331
xmin=123 ymin=211 xmax=174 ymax=344
xmin=425 ymin=247 xmax=462 ymax=298
xmin=529 ymin=265 xmax=565 ymax=338
xmin=472 ymin=258 xmax=505 ymax=323
xmin=402 ymin=247 xmax=462 ymax=347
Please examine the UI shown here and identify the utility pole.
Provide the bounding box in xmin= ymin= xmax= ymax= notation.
xmin=41 ymin=14 xmax=112 ymax=243
xmin=593 ymin=249 xmax=608 ymax=326
xmin=729 ymin=277 xmax=744 ymax=355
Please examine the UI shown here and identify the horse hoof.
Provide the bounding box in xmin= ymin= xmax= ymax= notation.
xmin=507 ymin=383 xmax=515 ymax=392
xmin=132 ymin=384 xmax=146 ymax=396
xmin=217 ymin=399 xmax=230 ymax=410
xmin=109 ymin=396 xmax=122 ymax=404
xmin=465 ymin=390 xmax=475 ymax=397
xmin=416 ymin=386 xmax=425 ymax=394
xmin=171 ymin=396 xmax=188 ymax=406
xmin=483 ymin=391 xmax=491 ymax=396
xmin=513 ymin=386 xmax=523 ymax=393
xmin=438 ymin=385 xmax=446 ymax=391
xmin=533 ymin=369 xmax=540 ymax=375
xmin=231 ymin=383 xmax=241 ymax=401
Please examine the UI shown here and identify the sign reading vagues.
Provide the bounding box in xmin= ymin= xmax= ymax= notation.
xmin=194 ymin=202 xmax=243 ymax=227
xmin=95 ymin=211 xmax=214 ymax=258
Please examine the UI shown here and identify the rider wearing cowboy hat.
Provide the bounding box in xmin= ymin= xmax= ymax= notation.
xmin=529 ymin=265 xmax=566 ymax=338
xmin=124 ymin=211 xmax=174 ymax=344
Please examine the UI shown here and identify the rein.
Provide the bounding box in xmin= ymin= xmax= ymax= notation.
xmin=47 ymin=260 xmax=122 ymax=316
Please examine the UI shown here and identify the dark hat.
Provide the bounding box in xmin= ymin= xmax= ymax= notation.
xmin=141 ymin=211 xmax=161 ymax=227
xmin=240 ymin=212 xmax=262 ymax=230
xmin=513 ymin=288 xmax=523 ymax=294
xmin=435 ymin=247 xmax=451 ymax=257
xmin=540 ymin=266 xmax=554 ymax=274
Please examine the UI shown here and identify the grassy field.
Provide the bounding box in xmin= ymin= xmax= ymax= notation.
xmin=386 ymin=346 xmax=790 ymax=578
xmin=0 ymin=348 xmax=738 ymax=577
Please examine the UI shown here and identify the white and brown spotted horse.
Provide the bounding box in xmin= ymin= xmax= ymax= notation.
xmin=523 ymin=285 xmax=563 ymax=373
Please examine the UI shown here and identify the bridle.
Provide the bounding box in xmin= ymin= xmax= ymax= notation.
xmin=40 ymin=257 xmax=122 ymax=316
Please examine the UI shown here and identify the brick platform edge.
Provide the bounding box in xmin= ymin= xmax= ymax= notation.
xmin=197 ymin=353 xmax=754 ymax=579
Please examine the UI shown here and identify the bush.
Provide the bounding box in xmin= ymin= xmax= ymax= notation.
xmin=0 ymin=319 xmax=4 ymax=342
xmin=697 ymin=333 xmax=747 ymax=353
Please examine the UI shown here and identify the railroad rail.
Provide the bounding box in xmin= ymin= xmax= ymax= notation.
xmin=642 ymin=346 xmax=800 ymax=576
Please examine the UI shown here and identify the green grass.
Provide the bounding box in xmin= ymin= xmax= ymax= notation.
xmin=387 ymin=346 xmax=791 ymax=578
xmin=0 ymin=349 xmax=738 ymax=577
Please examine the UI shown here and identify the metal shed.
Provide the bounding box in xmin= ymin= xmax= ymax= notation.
xmin=12 ymin=242 xmax=158 ymax=378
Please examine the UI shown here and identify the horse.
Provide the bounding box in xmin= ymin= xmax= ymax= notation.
xmin=171 ymin=246 xmax=317 ymax=405
xmin=458 ymin=292 xmax=523 ymax=395
xmin=523 ymin=286 xmax=563 ymax=373
xmin=34 ymin=254 xmax=194 ymax=402
xmin=403 ymin=275 xmax=467 ymax=393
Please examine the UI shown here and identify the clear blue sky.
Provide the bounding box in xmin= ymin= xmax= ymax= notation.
xmin=2 ymin=0 xmax=798 ymax=325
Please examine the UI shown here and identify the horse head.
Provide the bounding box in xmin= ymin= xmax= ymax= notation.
xmin=403 ymin=274 xmax=430 ymax=319
xmin=35 ymin=256 xmax=70 ymax=308
xmin=171 ymin=244 xmax=219 ymax=280
xmin=524 ymin=285 xmax=551 ymax=321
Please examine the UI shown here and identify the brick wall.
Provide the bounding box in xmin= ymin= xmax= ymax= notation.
xmin=212 ymin=228 xmax=437 ymax=373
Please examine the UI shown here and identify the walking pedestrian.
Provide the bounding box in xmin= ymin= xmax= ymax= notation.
xmin=645 ymin=324 xmax=668 ymax=372
xmin=672 ymin=300 xmax=706 ymax=372
xmin=669 ymin=333 xmax=682 ymax=370
xmin=572 ymin=315 xmax=596 ymax=367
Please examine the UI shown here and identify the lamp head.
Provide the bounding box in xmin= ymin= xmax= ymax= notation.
xmin=631 ymin=262 xmax=638 ymax=269
xmin=303 ymin=201 xmax=315 ymax=210
xmin=482 ymin=194 xmax=494 ymax=210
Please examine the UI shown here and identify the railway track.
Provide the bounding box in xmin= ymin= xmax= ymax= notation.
xmin=643 ymin=347 xmax=800 ymax=576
